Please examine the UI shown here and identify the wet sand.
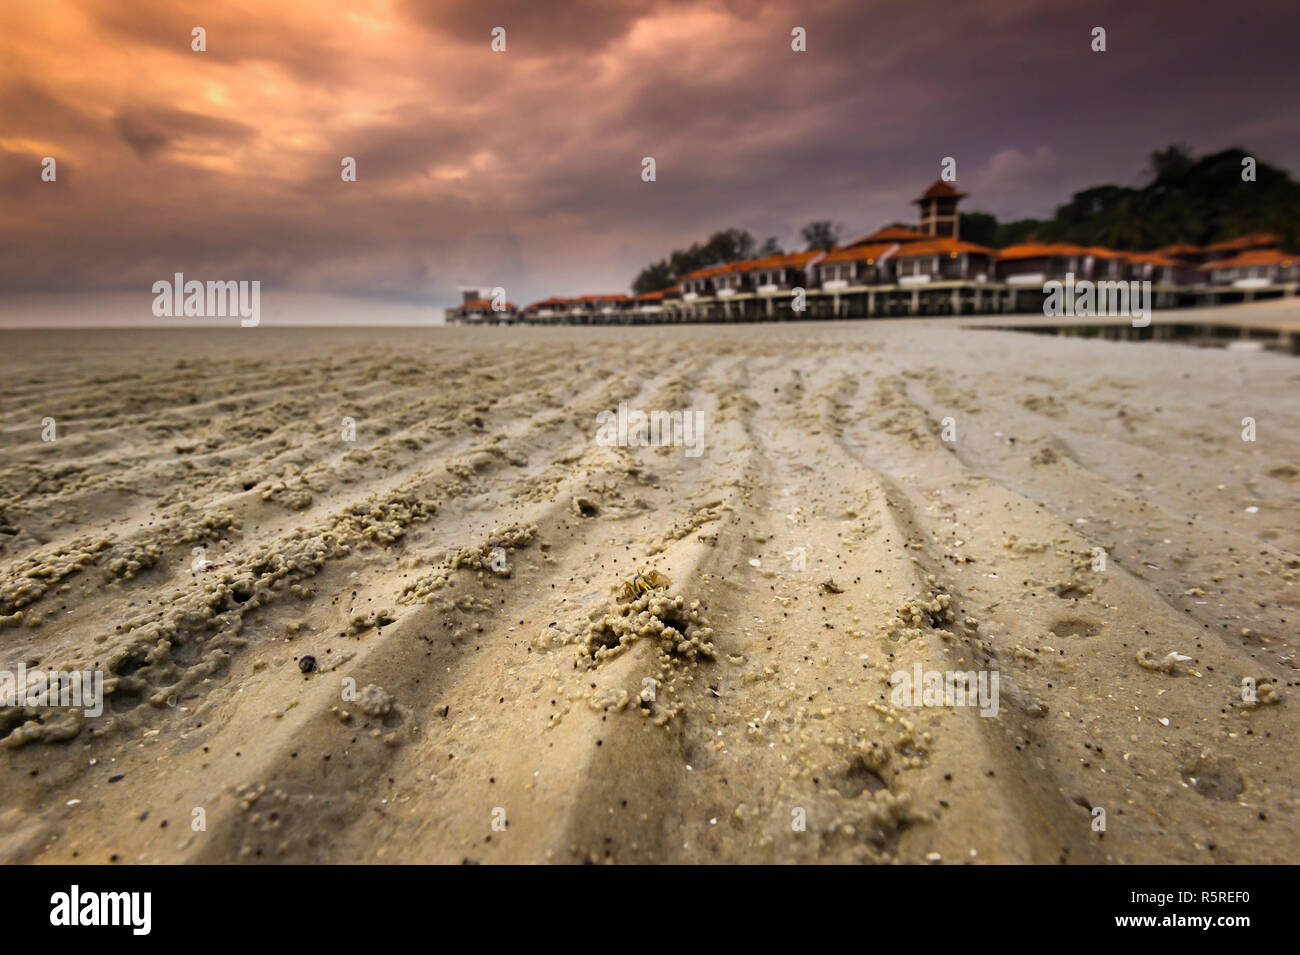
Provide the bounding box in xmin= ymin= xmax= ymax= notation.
xmin=0 ymin=314 xmax=1297 ymax=864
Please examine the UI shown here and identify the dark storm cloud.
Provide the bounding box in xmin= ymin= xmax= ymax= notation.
xmin=0 ymin=0 xmax=1296 ymax=308
xmin=112 ymin=108 xmax=258 ymax=159
xmin=402 ymin=0 xmax=679 ymax=54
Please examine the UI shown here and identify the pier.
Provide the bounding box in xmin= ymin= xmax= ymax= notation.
xmin=536 ymin=280 xmax=1298 ymax=326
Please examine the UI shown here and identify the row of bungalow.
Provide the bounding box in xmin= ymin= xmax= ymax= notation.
xmin=446 ymin=181 xmax=1300 ymax=324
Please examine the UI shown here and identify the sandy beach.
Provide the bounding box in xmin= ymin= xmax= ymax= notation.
xmin=1 ymin=310 xmax=1297 ymax=865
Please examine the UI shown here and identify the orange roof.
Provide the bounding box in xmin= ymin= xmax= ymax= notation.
xmin=1202 ymin=232 xmax=1281 ymax=254
xmin=460 ymin=299 xmax=519 ymax=310
xmin=1157 ymin=243 xmax=1201 ymax=257
xmin=914 ymin=179 xmax=966 ymax=202
xmin=1081 ymin=246 xmax=1123 ymax=259
xmin=739 ymin=251 xmax=823 ymax=271
xmin=820 ymin=242 xmax=897 ymax=265
xmin=996 ymin=242 xmax=1091 ymax=260
xmin=1124 ymin=252 xmax=1181 ymax=267
xmin=1200 ymin=249 xmax=1299 ymax=270
xmin=526 ymin=297 xmax=569 ymax=309
xmin=679 ymin=263 xmax=740 ymax=281
xmin=893 ymin=238 xmax=995 ymax=258
xmin=570 ymin=293 xmax=631 ymax=303
xmin=847 ymin=225 xmax=929 ymax=247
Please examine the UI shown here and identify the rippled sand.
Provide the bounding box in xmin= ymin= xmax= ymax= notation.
xmin=1 ymin=316 xmax=1297 ymax=863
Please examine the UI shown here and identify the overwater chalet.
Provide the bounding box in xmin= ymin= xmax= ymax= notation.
xmin=1201 ymin=232 xmax=1283 ymax=258
xmin=521 ymin=296 xmax=570 ymax=323
xmin=707 ymin=264 xmax=757 ymax=320
xmin=564 ymin=295 xmax=593 ymax=323
xmin=631 ymin=287 xmax=678 ymax=322
xmin=893 ymin=237 xmax=996 ymax=284
xmin=679 ymin=263 xmax=734 ymax=300
xmin=565 ymin=293 xmax=633 ymax=323
xmin=1200 ymin=248 xmax=1300 ymax=287
xmin=885 ymin=237 xmax=997 ymax=316
xmin=711 ymin=264 xmax=750 ymax=298
xmin=818 ymin=242 xmax=899 ymax=287
xmin=1081 ymin=246 xmax=1125 ymax=281
xmin=675 ymin=263 xmax=738 ymax=320
xmin=446 ymin=287 xmax=520 ymax=324
xmin=1124 ymin=251 xmax=1202 ymax=287
xmin=735 ymin=250 xmax=827 ymax=318
xmin=596 ymin=293 xmax=636 ymax=319
xmin=812 ymin=243 xmax=898 ymax=317
xmin=995 ymin=242 xmax=1094 ymax=285
xmin=743 ymin=250 xmax=826 ymax=291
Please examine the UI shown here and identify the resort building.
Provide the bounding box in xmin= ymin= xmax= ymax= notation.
xmin=1082 ymin=247 xmax=1125 ymax=281
xmin=557 ymin=293 xmax=635 ymax=324
xmin=813 ymin=243 xmax=897 ymax=317
xmin=520 ymin=296 xmax=570 ymax=323
xmin=1201 ymin=248 xmax=1300 ymax=287
xmin=1124 ymin=251 xmax=1202 ymax=287
xmin=445 ymin=287 xmax=519 ymax=324
xmin=1201 ymin=233 xmax=1283 ymax=259
xmin=894 ymin=238 xmax=995 ymax=283
xmin=733 ymin=251 xmax=825 ymax=319
xmin=679 ymin=264 xmax=734 ymax=300
xmin=452 ymin=180 xmax=1297 ymax=325
xmin=630 ymin=288 xmax=678 ymax=322
xmin=743 ymin=250 xmax=825 ymax=291
xmin=712 ymin=265 xmax=749 ymax=299
xmin=818 ymin=243 xmax=898 ymax=288
xmin=995 ymin=243 xmax=1094 ymax=285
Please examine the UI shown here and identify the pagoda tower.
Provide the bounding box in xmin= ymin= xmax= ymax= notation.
xmin=914 ymin=180 xmax=967 ymax=239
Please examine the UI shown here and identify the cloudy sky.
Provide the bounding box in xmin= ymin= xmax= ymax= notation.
xmin=2 ymin=0 xmax=1296 ymax=316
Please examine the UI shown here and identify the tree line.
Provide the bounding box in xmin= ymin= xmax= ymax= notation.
xmin=631 ymin=146 xmax=1300 ymax=294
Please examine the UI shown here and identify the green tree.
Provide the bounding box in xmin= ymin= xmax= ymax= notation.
xmin=959 ymin=211 xmax=998 ymax=247
xmin=1149 ymin=144 xmax=1195 ymax=182
xmin=632 ymin=261 xmax=675 ymax=295
xmin=631 ymin=228 xmax=759 ymax=293
xmin=954 ymin=147 xmax=1300 ymax=251
xmin=800 ymin=220 xmax=840 ymax=251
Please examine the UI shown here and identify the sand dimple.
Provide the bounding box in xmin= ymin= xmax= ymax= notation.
xmin=1181 ymin=753 xmax=1245 ymax=802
